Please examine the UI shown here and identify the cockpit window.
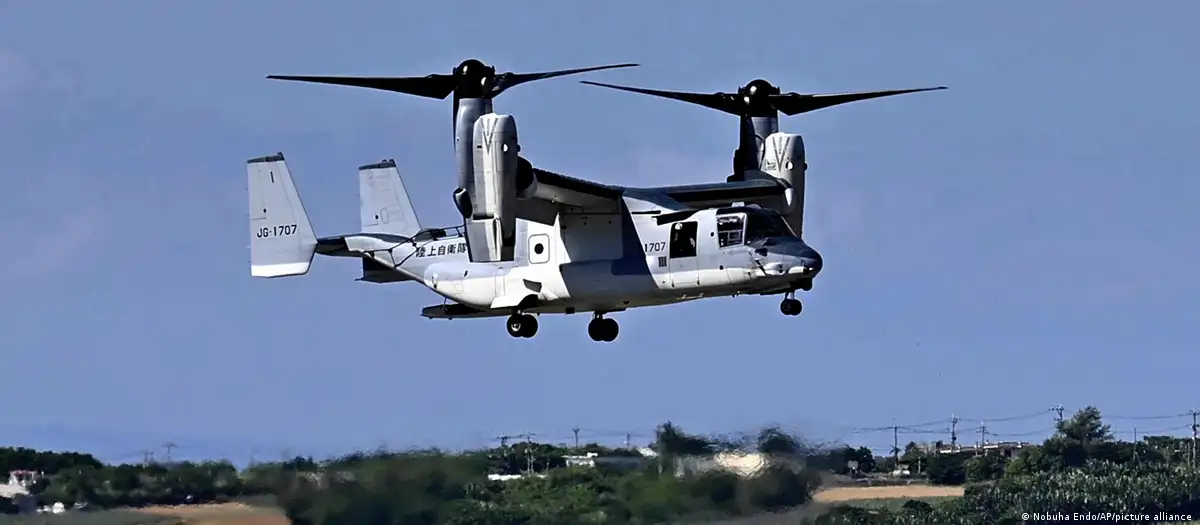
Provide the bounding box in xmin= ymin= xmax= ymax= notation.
xmin=745 ymin=211 xmax=792 ymax=242
xmin=716 ymin=214 xmax=744 ymax=247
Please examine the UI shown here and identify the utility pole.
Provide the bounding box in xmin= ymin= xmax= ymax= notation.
xmin=141 ymin=449 xmax=155 ymax=465
xmin=1133 ymin=427 xmax=1139 ymax=465
xmin=573 ymin=426 xmax=581 ymax=448
xmin=523 ymin=433 xmax=535 ymax=475
xmin=976 ymin=423 xmax=988 ymax=455
xmin=891 ymin=423 xmax=900 ymax=466
xmin=624 ymin=433 xmax=632 ymax=449
xmin=162 ymin=442 xmax=178 ymax=463
xmin=950 ymin=415 xmax=960 ymax=451
xmin=1191 ymin=410 xmax=1199 ymax=467
xmin=1052 ymin=405 xmax=1065 ymax=424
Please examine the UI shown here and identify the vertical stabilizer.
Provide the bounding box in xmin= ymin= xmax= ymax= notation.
xmin=248 ymin=153 xmax=318 ymax=277
xmin=358 ymin=159 xmax=422 ymax=238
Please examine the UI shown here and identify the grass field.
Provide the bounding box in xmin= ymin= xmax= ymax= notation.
xmin=812 ymin=484 xmax=964 ymax=504
xmin=0 ymin=503 xmax=287 ymax=525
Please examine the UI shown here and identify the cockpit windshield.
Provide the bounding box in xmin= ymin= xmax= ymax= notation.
xmin=715 ymin=208 xmax=794 ymax=247
xmin=716 ymin=215 xmax=744 ymax=247
xmin=745 ymin=210 xmax=793 ymax=242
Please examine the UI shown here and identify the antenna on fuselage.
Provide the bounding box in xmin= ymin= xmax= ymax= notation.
xmin=580 ymin=79 xmax=946 ymax=181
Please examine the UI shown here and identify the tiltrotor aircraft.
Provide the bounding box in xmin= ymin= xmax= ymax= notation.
xmin=249 ymin=59 xmax=943 ymax=342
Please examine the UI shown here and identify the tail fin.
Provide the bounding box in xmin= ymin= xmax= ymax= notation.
xmin=359 ymin=159 xmax=422 ymax=238
xmin=247 ymin=153 xmax=318 ymax=277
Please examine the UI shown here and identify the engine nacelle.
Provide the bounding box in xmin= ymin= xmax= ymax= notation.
xmin=515 ymin=157 xmax=538 ymax=200
xmin=760 ymin=132 xmax=807 ymax=236
xmin=452 ymin=188 xmax=472 ymax=219
xmin=455 ymin=98 xmax=491 ymax=218
xmin=470 ymin=113 xmax=519 ymax=261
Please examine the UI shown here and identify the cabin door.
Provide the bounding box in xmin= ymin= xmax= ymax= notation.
xmin=667 ymin=221 xmax=700 ymax=288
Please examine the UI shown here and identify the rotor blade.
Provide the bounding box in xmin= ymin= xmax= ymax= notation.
xmin=265 ymin=74 xmax=458 ymax=99
xmin=580 ymin=81 xmax=744 ymax=115
xmin=768 ymin=87 xmax=946 ymax=116
xmin=491 ymin=63 xmax=639 ymax=95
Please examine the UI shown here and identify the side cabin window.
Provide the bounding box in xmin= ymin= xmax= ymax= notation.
xmin=717 ymin=214 xmax=745 ymax=247
xmin=745 ymin=212 xmax=792 ymax=243
xmin=528 ymin=233 xmax=550 ymax=264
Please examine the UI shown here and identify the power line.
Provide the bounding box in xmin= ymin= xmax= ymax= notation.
xmin=84 ymin=407 xmax=1200 ymax=468
xmin=841 ymin=406 xmax=1200 ymax=456
xmin=1115 ymin=424 xmax=1191 ymax=436
xmin=991 ymin=428 xmax=1057 ymax=438
xmin=1108 ymin=412 xmax=1192 ymax=421
xmin=853 ymin=409 xmax=1059 ymax=434
xmin=959 ymin=410 xmax=1054 ymax=424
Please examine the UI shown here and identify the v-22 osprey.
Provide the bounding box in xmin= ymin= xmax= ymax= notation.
xmin=249 ymin=59 xmax=944 ymax=342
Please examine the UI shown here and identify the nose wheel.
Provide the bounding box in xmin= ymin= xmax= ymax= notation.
xmin=588 ymin=315 xmax=619 ymax=342
xmin=506 ymin=314 xmax=538 ymax=338
xmin=780 ymin=298 xmax=802 ymax=316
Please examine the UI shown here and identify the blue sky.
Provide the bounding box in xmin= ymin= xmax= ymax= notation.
xmin=2 ymin=1 xmax=1197 ymax=464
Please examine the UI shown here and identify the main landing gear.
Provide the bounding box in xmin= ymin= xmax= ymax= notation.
xmin=780 ymin=291 xmax=803 ymax=317
xmin=588 ymin=314 xmax=619 ymax=342
xmin=506 ymin=313 xmax=538 ymax=338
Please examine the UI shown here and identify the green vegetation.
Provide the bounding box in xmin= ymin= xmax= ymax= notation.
xmin=3 ymin=407 xmax=1200 ymax=524
xmin=273 ymin=423 xmax=823 ymax=525
xmin=815 ymin=407 xmax=1200 ymax=524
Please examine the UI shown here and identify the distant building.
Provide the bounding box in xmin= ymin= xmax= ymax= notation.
xmin=938 ymin=441 xmax=1035 ymax=459
xmin=486 ymin=473 xmax=546 ymax=481
xmin=563 ymin=452 xmax=649 ymax=470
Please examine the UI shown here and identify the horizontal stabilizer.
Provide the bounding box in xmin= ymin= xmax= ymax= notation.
xmin=248 ymin=153 xmax=318 ymax=278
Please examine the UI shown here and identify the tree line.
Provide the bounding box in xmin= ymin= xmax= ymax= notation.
xmin=817 ymin=406 xmax=1200 ymax=524
xmin=3 ymin=408 xmax=1200 ymax=523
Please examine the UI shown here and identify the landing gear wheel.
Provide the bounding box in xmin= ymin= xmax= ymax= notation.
xmin=780 ymin=299 xmax=803 ymax=316
xmin=588 ymin=317 xmax=619 ymax=342
xmin=600 ymin=318 xmax=618 ymax=342
xmin=518 ymin=314 xmax=537 ymax=338
xmin=507 ymin=314 xmax=538 ymax=338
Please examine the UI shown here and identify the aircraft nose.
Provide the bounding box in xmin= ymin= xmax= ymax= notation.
xmin=784 ymin=247 xmax=822 ymax=276
xmin=802 ymin=251 xmax=823 ymax=274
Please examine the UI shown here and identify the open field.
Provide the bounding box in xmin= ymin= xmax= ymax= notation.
xmin=812 ymin=484 xmax=964 ymax=502
xmin=136 ymin=503 xmax=287 ymax=525
xmin=0 ymin=503 xmax=287 ymax=525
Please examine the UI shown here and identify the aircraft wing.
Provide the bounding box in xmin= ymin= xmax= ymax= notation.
xmin=646 ymin=179 xmax=785 ymax=209
xmin=527 ymin=166 xmax=623 ymax=209
xmin=523 ymin=162 xmax=788 ymax=214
